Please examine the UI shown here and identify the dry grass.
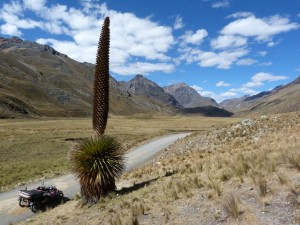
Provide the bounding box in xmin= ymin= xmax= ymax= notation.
xmin=0 ymin=115 xmax=238 ymax=191
xmin=17 ymin=111 xmax=300 ymax=225
xmin=222 ymin=193 xmax=241 ymax=219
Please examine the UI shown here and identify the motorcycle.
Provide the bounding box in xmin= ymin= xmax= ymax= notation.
xmin=18 ymin=183 xmax=64 ymax=213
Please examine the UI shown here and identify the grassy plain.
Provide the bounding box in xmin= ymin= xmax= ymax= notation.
xmin=0 ymin=115 xmax=240 ymax=191
xmin=20 ymin=112 xmax=300 ymax=225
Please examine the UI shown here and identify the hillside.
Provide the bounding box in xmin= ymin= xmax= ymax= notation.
xmin=164 ymin=82 xmax=218 ymax=108
xmin=220 ymin=77 xmax=300 ymax=116
xmin=125 ymin=75 xmax=181 ymax=107
xmin=0 ymin=37 xmax=176 ymax=118
xmin=19 ymin=111 xmax=300 ymax=225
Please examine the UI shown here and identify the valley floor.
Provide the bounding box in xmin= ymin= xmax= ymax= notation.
xmin=13 ymin=112 xmax=300 ymax=224
xmin=0 ymin=115 xmax=238 ymax=191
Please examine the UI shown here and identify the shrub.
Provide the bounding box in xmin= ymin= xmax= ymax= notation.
xmin=70 ymin=136 xmax=124 ymax=203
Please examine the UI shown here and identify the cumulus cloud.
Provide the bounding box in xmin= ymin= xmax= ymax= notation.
xmin=236 ymin=58 xmax=257 ymax=66
xmin=210 ymin=35 xmax=247 ymax=49
xmin=23 ymin=0 xmax=46 ymax=11
xmin=174 ymin=15 xmax=184 ymax=30
xmin=222 ymin=14 xmax=299 ymax=41
xmin=0 ymin=23 xmax=21 ymax=36
xmin=179 ymin=29 xmax=208 ymax=46
xmin=212 ymin=0 xmax=230 ymax=8
xmin=243 ymin=72 xmax=288 ymax=88
xmin=216 ymin=81 xmax=231 ymax=87
xmin=180 ymin=47 xmax=248 ymax=69
xmin=1 ymin=1 xmax=175 ymax=76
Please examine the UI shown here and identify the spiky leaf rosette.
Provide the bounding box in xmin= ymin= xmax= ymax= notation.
xmin=93 ymin=17 xmax=110 ymax=136
xmin=70 ymin=136 xmax=124 ymax=203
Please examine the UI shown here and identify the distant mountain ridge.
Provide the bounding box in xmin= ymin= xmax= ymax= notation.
xmin=220 ymin=77 xmax=300 ymax=116
xmin=164 ymin=82 xmax=218 ymax=108
xmin=0 ymin=37 xmax=178 ymax=118
xmin=125 ymin=75 xmax=181 ymax=107
xmin=0 ymin=37 xmax=229 ymax=118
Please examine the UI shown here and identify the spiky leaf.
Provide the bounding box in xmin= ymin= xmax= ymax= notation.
xmin=70 ymin=136 xmax=124 ymax=203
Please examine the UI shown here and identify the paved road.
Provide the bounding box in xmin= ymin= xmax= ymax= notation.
xmin=0 ymin=133 xmax=189 ymax=225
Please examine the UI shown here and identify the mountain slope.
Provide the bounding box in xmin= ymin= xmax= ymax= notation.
xmin=0 ymin=37 xmax=175 ymax=118
xmin=164 ymin=82 xmax=218 ymax=108
xmin=125 ymin=75 xmax=181 ymax=108
xmin=220 ymin=76 xmax=300 ymax=116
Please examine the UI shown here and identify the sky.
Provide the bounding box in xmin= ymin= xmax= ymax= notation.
xmin=0 ymin=0 xmax=300 ymax=102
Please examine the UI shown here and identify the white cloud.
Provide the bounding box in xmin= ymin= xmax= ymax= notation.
xmin=174 ymin=15 xmax=184 ymax=30
xmin=230 ymin=87 xmax=258 ymax=95
xmin=259 ymin=61 xmax=272 ymax=66
xmin=191 ymin=85 xmax=214 ymax=98
xmin=210 ymin=35 xmax=247 ymax=49
xmin=258 ymin=51 xmax=267 ymax=56
xmin=23 ymin=0 xmax=46 ymax=11
xmin=222 ymin=14 xmax=299 ymax=41
xmin=216 ymin=81 xmax=231 ymax=87
xmin=212 ymin=0 xmax=230 ymax=9
xmin=243 ymin=72 xmax=288 ymax=88
xmin=112 ymin=62 xmax=175 ymax=76
xmin=191 ymin=85 xmax=203 ymax=92
xmin=0 ymin=23 xmax=21 ymax=36
xmin=1 ymin=1 xmax=176 ymax=76
xmin=219 ymin=91 xmax=237 ymax=98
xmin=0 ymin=7 xmax=42 ymax=35
xmin=191 ymin=85 xmax=238 ymax=102
xmin=3 ymin=1 xmax=23 ymax=15
xmin=236 ymin=58 xmax=257 ymax=66
xmin=267 ymin=40 xmax=280 ymax=47
xmin=227 ymin=12 xmax=254 ymax=19
xmin=181 ymin=47 xmax=248 ymax=69
xmin=179 ymin=29 xmax=208 ymax=46
xmin=191 ymin=85 xmax=216 ymax=99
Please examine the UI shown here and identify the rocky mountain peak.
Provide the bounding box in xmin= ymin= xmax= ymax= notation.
xmin=125 ymin=74 xmax=180 ymax=107
xmin=0 ymin=36 xmax=67 ymax=58
xmin=164 ymin=83 xmax=218 ymax=108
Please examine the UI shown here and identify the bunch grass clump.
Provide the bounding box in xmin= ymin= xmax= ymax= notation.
xmin=70 ymin=136 xmax=124 ymax=203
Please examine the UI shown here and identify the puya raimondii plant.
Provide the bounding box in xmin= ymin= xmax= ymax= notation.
xmin=70 ymin=17 xmax=125 ymax=204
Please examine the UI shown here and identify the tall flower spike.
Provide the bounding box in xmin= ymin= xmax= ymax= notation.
xmin=93 ymin=17 xmax=110 ymax=136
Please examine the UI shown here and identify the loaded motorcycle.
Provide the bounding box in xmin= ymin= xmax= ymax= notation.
xmin=18 ymin=184 xmax=64 ymax=213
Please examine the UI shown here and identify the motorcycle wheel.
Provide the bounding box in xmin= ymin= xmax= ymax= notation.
xmin=58 ymin=192 xmax=64 ymax=203
xmin=19 ymin=198 xmax=25 ymax=207
xmin=30 ymin=203 xmax=39 ymax=213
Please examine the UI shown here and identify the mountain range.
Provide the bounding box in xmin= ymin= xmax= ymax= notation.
xmin=1 ymin=37 xmax=299 ymax=119
xmin=0 ymin=37 xmax=229 ymax=119
xmin=219 ymin=77 xmax=300 ymax=116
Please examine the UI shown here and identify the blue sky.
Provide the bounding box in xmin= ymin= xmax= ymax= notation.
xmin=0 ymin=0 xmax=300 ymax=102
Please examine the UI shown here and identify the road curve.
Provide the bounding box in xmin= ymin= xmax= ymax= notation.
xmin=0 ymin=133 xmax=189 ymax=225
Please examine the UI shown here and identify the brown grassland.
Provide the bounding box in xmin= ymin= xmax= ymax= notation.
xmin=16 ymin=111 xmax=300 ymax=225
xmin=0 ymin=115 xmax=239 ymax=191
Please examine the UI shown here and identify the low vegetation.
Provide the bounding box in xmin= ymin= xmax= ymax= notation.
xmin=17 ymin=111 xmax=300 ymax=224
xmin=0 ymin=115 xmax=237 ymax=191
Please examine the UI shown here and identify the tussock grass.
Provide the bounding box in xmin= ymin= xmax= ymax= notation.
xmin=222 ymin=193 xmax=241 ymax=219
xmin=17 ymin=112 xmax=300 ymax=225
